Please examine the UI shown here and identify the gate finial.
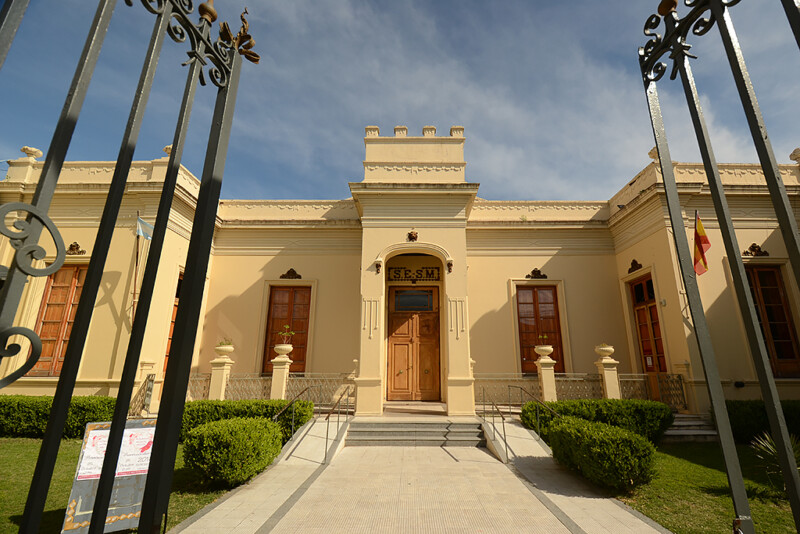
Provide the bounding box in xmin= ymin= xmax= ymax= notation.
xmin=657 ymin=0 xmax=678 ymax=16
xmin=199 ymin=1 xmax=218 ymax=24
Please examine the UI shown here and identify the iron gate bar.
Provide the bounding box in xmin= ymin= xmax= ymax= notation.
xmin=0 ymin=0 xmax=29 ymax=70
xmin=88 ymin=4 xmax=174 ymax=530
xmin=641 ymin=79 xmax=754 ymax=534
xmin=140 ymin=51 xmax=242 ymax=533
xmin=664 ymin=10 xmax=800 ymax=528
xmin=779 ymin=0 xmax=800 ymax=51
xmin=10 ymin=1 xmax=119 ymax=532
xmin=639 ymin=8 xmax=754 ymax=525
xmin=708 ymin=0 xmax=800 ymax=290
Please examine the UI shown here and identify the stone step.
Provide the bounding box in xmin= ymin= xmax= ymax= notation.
xmin=661 ymin=429 xmax=719 ymax=443
xmin=347 ymin=429 xmax=484 ymax=440
xmin=345 ymin=438 xmax=487 ymax=447
xmin=345 ymin=420 xmax=487 ymax=447
xmin=348 ymin=423 xmax=482 ymax=432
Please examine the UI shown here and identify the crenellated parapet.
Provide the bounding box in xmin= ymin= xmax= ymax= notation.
xmin=362 ymin=125 xmax=466 ymax=183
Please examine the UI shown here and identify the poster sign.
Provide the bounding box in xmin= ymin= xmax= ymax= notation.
xmin=62 ymin=419 xmax=157 ymax=533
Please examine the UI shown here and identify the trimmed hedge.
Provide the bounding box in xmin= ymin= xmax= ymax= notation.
xmin=180 ymin=399 xmax=314 ymax=443
xmin=725 ymin=400 xmax=800 ymax=443
xmin=549 ymin=416 xmax=655 ymax=492
xmin=183 ymin=417 xmax=282 ymax=486
xmin=521 ymin=398 xmax=673 ymax=443
xmin=0 ymin=395 xmax=115 ymax=438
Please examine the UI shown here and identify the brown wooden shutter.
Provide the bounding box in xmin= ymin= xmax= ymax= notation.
xmin=263 ymin=286 xmax=311 ymax=373
xmin=517 ymin=286 xmax=564 ymax=373
xmin=30 ymin=265 xmax=87 ymax=376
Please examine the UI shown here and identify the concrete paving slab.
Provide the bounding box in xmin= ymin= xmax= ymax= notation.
xmin=171 ymin=415 xmax=672 ymax=534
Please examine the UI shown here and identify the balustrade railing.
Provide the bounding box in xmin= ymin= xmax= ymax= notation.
xmin=619 ymin=373 xmax=649 ymax=400
xmin=287 ymin=373 xmax=354 ymax=408
xmin=186 ymin=373 xmax=211 ymax=401
xmin=128 ymin=373 xmax=155 ymax=417
xmin=473 ymin=374 xmax=541 ymax=407
xmin=225 ymin=373 xmax=272 ymax=400
xmin=657 ymin=373 xmax=689 ymax=412
xmin=554 ymin=373 xmax=603 ymax=400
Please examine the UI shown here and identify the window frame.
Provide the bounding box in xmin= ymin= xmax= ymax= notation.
xmin=744 ymin=263 xmax=800 ymax=378
xmin=29 ymin=263 xmax=89 ymax=377
xmin=258 ymin=280 xmax=317 ymax=374
xmin=509 ymin=279 xmax=571 ymax=374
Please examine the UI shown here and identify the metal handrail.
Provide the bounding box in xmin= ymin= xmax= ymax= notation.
xmin=507 ymin=385 xmax=561 ymax=437
xmin=272 ymin=385 xmax=319 ymax=439
xmin=480 ymin=387 xmax=509 ymax=463
xmin=324 ymin=385 xmax=352 ymax=464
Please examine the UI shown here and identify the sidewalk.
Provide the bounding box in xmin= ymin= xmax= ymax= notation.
xmin=171 ymin=417 xmax=670 ymax=534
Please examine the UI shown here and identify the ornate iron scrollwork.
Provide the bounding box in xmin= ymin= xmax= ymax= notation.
xmin=637 ymin=0 xmax=743 ymax=84
xmin=0 ymin=202 xmax=66 ymax=277
xmin=127 ymin=0 xmax=259 ymax=89
xmin=0 ymin=326 xmax=43 ymax=389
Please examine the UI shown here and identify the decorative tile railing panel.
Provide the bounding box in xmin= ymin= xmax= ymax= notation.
xmin=128 ymin=374 xmax=155 ymax=417
xmin=657 ymin=373 xmax=688 ymax=412
xmin=473 ymin=374 xmax=541 ymax=407
xmin=619 ymin=374 xmax=649 ymax=400
xmin=225 ymin=373 xmax=272 ymax=400
xmin=186 ymin=373 xmax=211 ymax=402
xmin=554 ymin=373 xmax=603 ymax=400
xmin=287 ymin=373 xmax=354 ymax=407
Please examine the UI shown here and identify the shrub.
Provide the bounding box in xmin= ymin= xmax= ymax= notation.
xmin=181 ymin=399 xmax=313 ymax=443
xmin=725 ymin=400 xmax=800 ymax=443
xmin=183 ymin=417 xmax=282 ymax=486
xmin=520 ymin=398 xmax=673 ymax=443
xmin=549 ymin=416 xmax=655 ymax=492
xmin=749 ymin=431 xmax=800 ymax=489
xmin=0 ymin=395 xmax=115 ymax=438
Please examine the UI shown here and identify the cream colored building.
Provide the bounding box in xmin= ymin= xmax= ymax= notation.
xmin=1 ymin=126 xmax=800 ymax=416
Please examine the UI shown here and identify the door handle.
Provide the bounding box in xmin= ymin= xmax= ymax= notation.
xmin=424 ymin=369 xmax=429 ymax=374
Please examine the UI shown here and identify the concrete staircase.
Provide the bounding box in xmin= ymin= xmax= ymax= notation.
xmin=345 ymin=419 xmax=486 ymax=447
xmin=662 ymin=413 xmax=718 ymax=443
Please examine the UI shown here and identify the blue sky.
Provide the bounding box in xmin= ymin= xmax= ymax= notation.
xmin=0 ymin=0 xmax=798 ymax=201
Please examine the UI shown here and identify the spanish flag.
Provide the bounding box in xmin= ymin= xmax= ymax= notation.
xmin=693 ymin=210 xmax=711 ymax=275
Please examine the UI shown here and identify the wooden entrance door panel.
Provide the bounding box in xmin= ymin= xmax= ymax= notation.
xmin=387 ymin=287 xmax=440 ymax=401
xmin=417 ymin=313 xmax=440 ymax=400
xmin=389 ymin=341 xmax=413 ymax=400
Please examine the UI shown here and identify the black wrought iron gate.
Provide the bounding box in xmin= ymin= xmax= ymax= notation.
xmin=639 ymin=1 xmax=800 ymax=533
xmin=0 ymin=1 xmax=258 ymax=532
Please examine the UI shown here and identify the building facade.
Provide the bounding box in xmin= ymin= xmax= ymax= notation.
xmin=1 ymin=126 xmax=799 ymax=415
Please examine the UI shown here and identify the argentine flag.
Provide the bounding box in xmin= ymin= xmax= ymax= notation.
xmin=136 ymin=217 xmax=154 ymax=241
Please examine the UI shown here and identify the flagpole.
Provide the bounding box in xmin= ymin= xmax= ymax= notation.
xmin=134 ymin=210 xmax=140 ymax=321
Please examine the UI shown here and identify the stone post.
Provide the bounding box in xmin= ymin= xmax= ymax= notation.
xmin=594 ymin=344 xmax=621 ymax=400
xmin=269 ymin=344 xmax=293 ymax=400
xmin=209 ymin=346 xmax=235 ymax=401
xmin=534 ymin=345 xmax=557 ymax=402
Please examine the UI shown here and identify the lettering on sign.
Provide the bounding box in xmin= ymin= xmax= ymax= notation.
xmin=387 ymin=266 xmax=440 ymax=282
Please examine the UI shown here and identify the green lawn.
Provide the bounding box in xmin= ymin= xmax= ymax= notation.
xmin=620 ymin=442 xmax=795 ymax=533
xmin=0 ymin=438 xmax=225 ymax=534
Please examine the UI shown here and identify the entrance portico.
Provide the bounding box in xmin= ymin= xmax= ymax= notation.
xmin=351 ymin=125 xmax=478 ymax=415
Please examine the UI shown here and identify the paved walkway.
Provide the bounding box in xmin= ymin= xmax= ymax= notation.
xmin=172 ymin=416 xmax=670 ymax=534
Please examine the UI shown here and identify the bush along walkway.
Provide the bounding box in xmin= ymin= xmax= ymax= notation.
xmin=519 ymin=399 xmax=795 ymax=533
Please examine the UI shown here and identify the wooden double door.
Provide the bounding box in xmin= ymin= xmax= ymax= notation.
xmin=387 ymin=287 xmax=440 ymax=401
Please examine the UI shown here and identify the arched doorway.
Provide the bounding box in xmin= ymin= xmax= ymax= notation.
xmin=385 ymin=254 xmax=443 ymax=401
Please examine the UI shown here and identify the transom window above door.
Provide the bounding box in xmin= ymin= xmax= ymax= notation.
xmin=394 ymin=289 xmax=435 ymax=312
